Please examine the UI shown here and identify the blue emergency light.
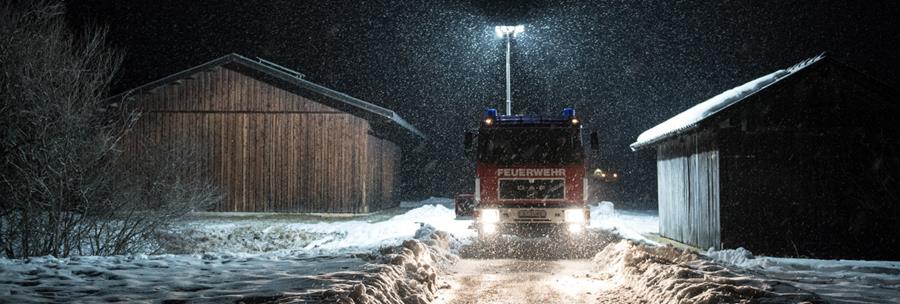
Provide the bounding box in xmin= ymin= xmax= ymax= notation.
xmin=485 ymin=108 xmax=498 ymax=119
xmin=562 ymin=108 xmax=576 ymax=119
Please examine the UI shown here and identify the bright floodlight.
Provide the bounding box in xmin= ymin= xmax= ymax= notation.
xmin=495 ymin=24 xmax=525 ymax=115
xmin=495 ymin=25 xmax=525 ymax=37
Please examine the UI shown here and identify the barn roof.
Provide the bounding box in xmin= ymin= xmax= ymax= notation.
xmin=630 ymin=54 xmax=825 ymax=151
xmin=106 ymin=53 xmax=426 ymax=141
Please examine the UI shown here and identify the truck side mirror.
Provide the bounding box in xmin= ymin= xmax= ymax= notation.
xmin=590 ymin=131 xmax=600 ymax=151
xmin=464 ymin=131 xmax=474 ymax=152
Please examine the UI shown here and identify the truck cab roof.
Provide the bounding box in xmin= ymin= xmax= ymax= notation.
xmin=483 ymin=108 xmax=580 ymax=128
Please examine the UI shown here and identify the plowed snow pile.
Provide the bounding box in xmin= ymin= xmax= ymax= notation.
xmin=591 ymin=240 xmax=822 ymax=303
xmin=313 ymin=225 xmax=459 ymax=304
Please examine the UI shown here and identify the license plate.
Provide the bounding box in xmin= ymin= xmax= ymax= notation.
xmin=499 ymin=179 xmax=565 ymax=200
xmin=518 ymin=209 xmax=547 ymax=218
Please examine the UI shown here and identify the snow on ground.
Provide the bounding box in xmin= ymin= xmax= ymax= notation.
xmin=0 ymin=199 xmax=470 ymax=303
xmin=588 ymin=201 xmax=899 ymax=303
xmin=706 ymin=247 xmax=900 ymax=303
xmin=0 ymin=251 xmax=368 ymax=303
xmin=592 ymin=201 xmax=900 ymax=303
xmin=161 ymin=197 xmax=472 ymax=256
xmin=3 ymin=197 xmax=897 ymax=303
xmin=591 ymin=240 xmax=822 ymax=303
xmin=589 ymin=201 xmax=659 ymax=244
xmin=316 ymin=225 xmax=460 ymax=304
xmin=399 ymin=196 xmax=454 ymax=209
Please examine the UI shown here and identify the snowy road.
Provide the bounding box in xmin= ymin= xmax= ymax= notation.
xmin=433 ymin=230 xmax=621 ymax=304
xmin=434 ymin=259 xmax=607 ymax=304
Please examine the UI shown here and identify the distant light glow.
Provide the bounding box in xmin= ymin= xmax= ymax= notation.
xmin=495 ymin=25 xmax=525 ymax=38
xmin=484 ymin=118 xmax=493 ymax=125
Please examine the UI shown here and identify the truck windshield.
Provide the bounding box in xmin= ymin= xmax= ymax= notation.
xmin=477 ymin=128 xmax=583 ymax=165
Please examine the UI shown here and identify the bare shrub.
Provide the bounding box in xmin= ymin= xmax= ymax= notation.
xmin=0 ymin=2 xmax=221 ymax=258
xmin=107 ymin=137 xmax=223 ymax=254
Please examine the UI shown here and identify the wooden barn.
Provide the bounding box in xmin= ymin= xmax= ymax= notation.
xmin=631 ymin=55 xmax=900 ymax=260
xmin=108 ymin=53 xmax=425 ymax=213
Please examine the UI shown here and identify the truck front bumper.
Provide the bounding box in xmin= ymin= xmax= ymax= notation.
xmin=478 ymin=222 xmax=585 ymax=238
xmin=477 ymin=207 xmax=589 ymax=238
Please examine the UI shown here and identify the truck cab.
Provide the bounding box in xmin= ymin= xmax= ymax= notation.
xmin=462 ymin=108 xmax=596 ymax=239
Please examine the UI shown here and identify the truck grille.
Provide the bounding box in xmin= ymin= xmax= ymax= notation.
xmin=499 ymin=179 xmax=564 ymax=200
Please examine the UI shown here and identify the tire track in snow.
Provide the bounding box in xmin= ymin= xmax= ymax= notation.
xmin=433 ymin=259 xmax=609 ymax=304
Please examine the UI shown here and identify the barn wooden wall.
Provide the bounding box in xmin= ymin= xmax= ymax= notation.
xmin=656 ymin=130 xmax=721 ymax=250
xmin=122 ymin=66 xmax=401 ymax=213
xmin=365 ymin=135 xmax=400 ymax=212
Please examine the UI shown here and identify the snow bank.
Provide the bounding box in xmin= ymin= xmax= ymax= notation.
xmin=319 ymin=225 xmax=460 ymax=304
xmin=589 ymin=201 xmax=659 ymax=244
xmin=592 ymin=240 xmax=821 ymax=303
xmin=706 ymin=247 xmax=900 ymax=303
xmin=161 ymin=202 xmax=473 ymax=256
xmin=399 ymin=197 xmax=453 ymax=208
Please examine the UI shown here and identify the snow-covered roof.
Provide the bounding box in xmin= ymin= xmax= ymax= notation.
xmin=630 ymin=54 xmax=825 ymax=150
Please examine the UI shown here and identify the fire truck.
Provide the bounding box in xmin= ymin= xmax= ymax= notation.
xmin=458 ymin=108 xmax=598 ymax=239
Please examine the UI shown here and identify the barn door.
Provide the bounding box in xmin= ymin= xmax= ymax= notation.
xmin=657 ymin=132 xmax=721 ymax=250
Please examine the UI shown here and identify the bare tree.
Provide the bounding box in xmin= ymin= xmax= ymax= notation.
xmin=0 ymin=1 xmax=221 ymax=258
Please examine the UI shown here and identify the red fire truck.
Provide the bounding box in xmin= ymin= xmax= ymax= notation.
xmin=459 ymin=108 xmax=598 ymax=239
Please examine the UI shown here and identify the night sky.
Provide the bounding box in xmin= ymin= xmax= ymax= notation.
xmin=66 ymin=0 xmax=900 ymax=206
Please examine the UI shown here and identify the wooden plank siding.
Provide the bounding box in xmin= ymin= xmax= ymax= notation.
xmin=656 ymin=130 xmax=721 ymax=250
xmin=364 ymin=135 xmax=401 ymax=212
xmin=121 ymin=66 xmax=401 ymax=213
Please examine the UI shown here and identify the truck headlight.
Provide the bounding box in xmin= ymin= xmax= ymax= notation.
xmin=481 ymin=209 xmax=500 ymax=223
xmin=567 ymin=223 xmax=583 ymax=234
xmin=564 ymin=209 xmax=585 ymax=223
xmin=482 ymin=223 xmax=497 ymax=235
